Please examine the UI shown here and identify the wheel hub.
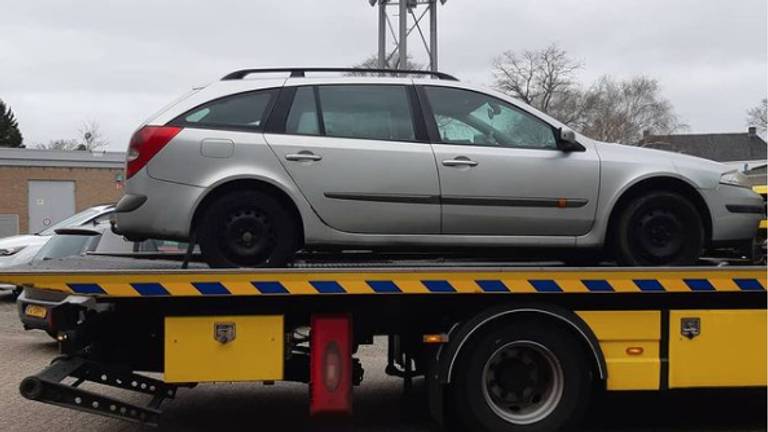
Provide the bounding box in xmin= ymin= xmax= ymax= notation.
xmin=634 ymin=208 xmax=684 ymax=260
xmin=222 ymin=209 xmax=275 ymax=263
xmin=482 ymin=341 xmax=564 ymax=425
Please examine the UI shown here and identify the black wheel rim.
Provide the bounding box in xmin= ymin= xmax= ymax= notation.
xmin=219 ymin=207 xmax=276 ymax=265
xmin=630 ymin=207 xmax=685 ymax=263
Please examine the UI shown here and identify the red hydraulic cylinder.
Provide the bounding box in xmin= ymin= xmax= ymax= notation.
xmin=309 ymin=314 xmax=353 ymax=416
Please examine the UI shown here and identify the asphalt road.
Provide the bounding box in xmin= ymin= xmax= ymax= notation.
xmin=0 ymin=291 xmax=765 ymax=432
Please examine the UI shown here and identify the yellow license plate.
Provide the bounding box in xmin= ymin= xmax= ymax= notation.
xmin=25 ymin=304 xmax=47 ymax=319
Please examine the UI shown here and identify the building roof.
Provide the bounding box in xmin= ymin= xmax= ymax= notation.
xmin=639 ymin=128 xmax=767 ymax=162
xmin=0 ymin=148 xmax=125 ymax=169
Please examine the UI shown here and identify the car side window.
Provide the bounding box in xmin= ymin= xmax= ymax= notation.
xmin=174 ymin=89 xmax=277 ymax=130
xmin=424 ymin=86 xmax=557 ymax=149
xmin=315 ymin=85 xmax=415 ymax=141
xmin=286 ymin=87 xmax=322 ymax=135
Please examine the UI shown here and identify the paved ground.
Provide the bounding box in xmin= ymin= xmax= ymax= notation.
xmin=0 ymin=291 xmax=765 ymax=432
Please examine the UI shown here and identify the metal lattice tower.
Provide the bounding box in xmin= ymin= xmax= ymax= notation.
xmin=368 ymin=0 xmax=447 ymax=71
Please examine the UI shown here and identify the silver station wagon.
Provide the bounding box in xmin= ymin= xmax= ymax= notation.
xmin=114 ymin=68 xmax=764 ymax=267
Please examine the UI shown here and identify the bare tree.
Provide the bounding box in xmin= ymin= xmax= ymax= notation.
xmin=492 ymin=44 xmax=582 ymax=116
xmin=580 ymin=76 xmax=686 ymax=144
xmin=37 ymin=138 xmax=81 ymax=151
xmin=492 ymin=44 xmax=684 ymax=144
xmin=746 ymin=98 xmax=767 ymax=135
xmin=78 ymin=120 xmax=108 ymax=151
xmin=36 ymin=121 xmax=109 ymax=151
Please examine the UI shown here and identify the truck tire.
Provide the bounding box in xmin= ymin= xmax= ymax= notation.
xmin=613 ymin=191 xmax=704 ymax=266
xmin=452 ymin=320 xmax=592 ymax=432
xmin=198 ymin=190 xmax=298 ymax=268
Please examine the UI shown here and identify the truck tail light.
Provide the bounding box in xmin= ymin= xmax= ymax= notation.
xmin=126 ymin=126 xmax=182 ymax=179
xmin=310 ymin=314 xmax=352 ymax=416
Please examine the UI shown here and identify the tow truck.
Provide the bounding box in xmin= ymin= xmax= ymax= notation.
xmin=2 ymin=252 xmax=765 ymax=432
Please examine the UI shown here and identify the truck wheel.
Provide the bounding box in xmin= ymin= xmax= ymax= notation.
xmin=613 ymin=191 xmax=704 ymax=266
xmin=453 ymin=320 xmax=592 ymax=432
xmin=198 ymin=190 xmax=298 ymax=268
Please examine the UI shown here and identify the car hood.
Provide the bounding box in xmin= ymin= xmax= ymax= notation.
xmin=0 ymin=234 xmax=49 ymax=250
xmin=0 ymin=235 xmax=50 ymax=269
xmin=591 ymin=140 xmax=730 ymax=189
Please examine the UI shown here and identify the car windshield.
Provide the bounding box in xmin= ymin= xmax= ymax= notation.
xmin=34 ymin=233 xmax=101 ymax=261
xmin=37 ymin=207 xmax=104 ymax=236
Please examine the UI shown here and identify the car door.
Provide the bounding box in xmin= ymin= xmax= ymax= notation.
xmin=421 ymin=85 xmax=599 ymax=236
xmin=265 ymin=83 xmax=440 ymax=234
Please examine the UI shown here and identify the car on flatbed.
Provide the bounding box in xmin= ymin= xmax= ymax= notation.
xmin=114 ymin=68 xmax=764 ymax=268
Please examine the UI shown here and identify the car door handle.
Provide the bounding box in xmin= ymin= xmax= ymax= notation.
xmin=285 ymin=152 xmax=322 ymax=162
xmin=442 ymin=158 xmax=478 ymax=167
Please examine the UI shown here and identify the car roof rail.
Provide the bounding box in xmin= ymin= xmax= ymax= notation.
xmin=221 ymin=67 xmax=458 ymax=81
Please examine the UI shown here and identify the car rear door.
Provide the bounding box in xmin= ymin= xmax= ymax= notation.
xmin=420 ymin=85 xmax=600 ymax=236
xmin=264 ymin=82 xmax=440 ymax=234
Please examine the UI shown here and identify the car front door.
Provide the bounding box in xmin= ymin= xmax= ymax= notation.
xmin=265 ymin=83 xmax=440 ymax=234
xmin=421 ymin=85 xmax=599 ymax=236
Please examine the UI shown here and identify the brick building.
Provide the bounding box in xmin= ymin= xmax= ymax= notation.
xmin=0 ymin=148 xmax=125 ymax=236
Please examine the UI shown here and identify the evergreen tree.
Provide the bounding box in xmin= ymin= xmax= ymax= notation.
xmin=0 ymin=99 xmax=23 ymax=148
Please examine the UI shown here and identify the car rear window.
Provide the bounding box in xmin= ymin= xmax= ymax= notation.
xmin=173 ymin=89 xmax=278 ymax=130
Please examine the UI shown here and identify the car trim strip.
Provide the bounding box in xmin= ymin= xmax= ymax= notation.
xmin=323 ymin=192 xmax=588 ymax=208
xmin=324 ymin=192 xmax=440 ymax=204
xmin=442 ymin=196 xmax=589 ymax=208
xmin=725 ymin=204 xmax=764 ymax=214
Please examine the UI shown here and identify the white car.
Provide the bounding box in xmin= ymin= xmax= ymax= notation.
xmin=0 ymin=204 xmax=114 ymax=296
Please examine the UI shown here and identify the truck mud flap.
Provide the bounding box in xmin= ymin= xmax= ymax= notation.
xmin=19 ymin=356 xmax=178 ymax=427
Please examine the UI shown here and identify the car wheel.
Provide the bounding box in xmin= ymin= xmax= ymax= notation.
xmin=197 ymin=190 xmax=299 ymax=268
xmin=453 ymin=320 xmax=592 ymax=432
xmin=613 ymin=191 xmax=704 ymax=266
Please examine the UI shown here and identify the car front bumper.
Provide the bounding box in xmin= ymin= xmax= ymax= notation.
xmin=704 ymin=185 xmax=765 ymax=243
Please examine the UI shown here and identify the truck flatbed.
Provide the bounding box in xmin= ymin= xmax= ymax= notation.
xmin=2 ymin=261 xmax=765 ymax=431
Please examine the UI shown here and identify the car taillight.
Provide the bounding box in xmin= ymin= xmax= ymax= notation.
xmin=126 ymin=126 xmax=182 ymax=179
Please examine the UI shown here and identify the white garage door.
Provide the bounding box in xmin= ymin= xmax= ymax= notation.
xmin=28 ymin=180 xmax=75 ymax=234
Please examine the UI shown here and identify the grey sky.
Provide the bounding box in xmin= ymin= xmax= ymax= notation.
xmin=1 ymin=0 xmax=766 ymax=151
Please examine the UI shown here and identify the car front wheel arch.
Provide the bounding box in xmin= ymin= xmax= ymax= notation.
xmin=606 ymin=176 xmax=712 ymax=251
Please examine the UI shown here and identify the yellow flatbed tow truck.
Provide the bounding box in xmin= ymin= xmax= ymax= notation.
xmin=1 ymin=263 xmax=766 ymax=431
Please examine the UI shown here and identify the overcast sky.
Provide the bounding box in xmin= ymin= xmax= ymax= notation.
xmin=1 ymin=0 xmax=766 ymax=151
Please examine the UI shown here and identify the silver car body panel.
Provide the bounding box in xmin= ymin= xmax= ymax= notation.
xmin=265 ymin=133 xmax=440 ymax=234
xmin=116 ymin=75 xmax=764 ymax=249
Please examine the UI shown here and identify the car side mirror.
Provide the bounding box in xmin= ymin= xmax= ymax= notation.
xmin=557 ymin=128 xmax=585 ymax=152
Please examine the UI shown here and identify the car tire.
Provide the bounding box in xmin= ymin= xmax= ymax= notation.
xmin=197 ymin=190 xmax=299 ymax=268
xmin=613 ymin=191 xmax=704 ymax=266
xmin=452 ymin=320 xmax=592 ymax=432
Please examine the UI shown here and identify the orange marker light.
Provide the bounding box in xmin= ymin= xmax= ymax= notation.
xmin=626 ymin=347 xmax=644 ymax=356
xmin=557 ymin=198 xmax=567 ymax=208
xmin=423 ymin=334 xmax=449 ymax=344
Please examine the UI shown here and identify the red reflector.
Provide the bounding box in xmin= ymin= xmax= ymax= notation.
xmin=310 ymin=314 xmax=352 ymax=416
xmin=125 ymin=126 xmax=182 ymax=179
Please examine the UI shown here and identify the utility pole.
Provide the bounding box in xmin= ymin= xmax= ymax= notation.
xmin=368 ymin=0 xmax=447 ymax=71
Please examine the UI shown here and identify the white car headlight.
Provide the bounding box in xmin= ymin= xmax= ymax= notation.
xmin=720 ymin=171 xmax=751 ymax=189
xmin=0 ymin=245 xmax=26 ymax=256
